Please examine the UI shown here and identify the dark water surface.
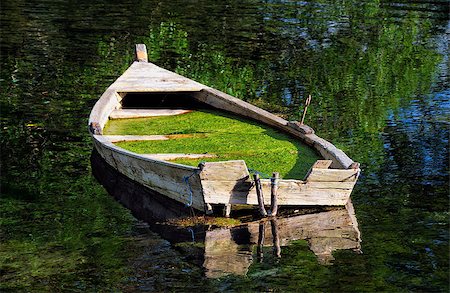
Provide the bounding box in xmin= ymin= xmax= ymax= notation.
xmin=1 ymin=0 xmax=449 ymax=291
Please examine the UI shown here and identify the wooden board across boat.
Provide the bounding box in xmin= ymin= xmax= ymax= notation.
xmin=88 ymin=44 xmax=361 ymax=214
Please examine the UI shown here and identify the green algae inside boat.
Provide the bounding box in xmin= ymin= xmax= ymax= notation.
xmin=88 ymin=44 xmax=361 ymax=215
xmin=103 ymin=109 xmax=321 ymax=180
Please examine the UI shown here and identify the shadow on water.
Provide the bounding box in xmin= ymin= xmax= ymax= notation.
xmin=91 ymin=149 xmax=361 ymax=278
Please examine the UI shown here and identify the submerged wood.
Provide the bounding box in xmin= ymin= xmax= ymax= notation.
xmin=202 ymin=201 xmax=361 ymax=278
xmin=102 ymin=135 xmax=170 ymax=142
xmin=88 ymin=45 xmax=361 ymax=213
xmin=109 ymin=109 xmax=192 ymax=119
xmin=92 ymin=149 xmax=362 ymax=278
xmin=141 ymin=153 xmax=217 ymax=160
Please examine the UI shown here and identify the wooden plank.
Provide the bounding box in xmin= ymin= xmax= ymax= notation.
xmin=305 ymin=168 xmax=359 ymax=182
xmin=312 ymin=160 xmax=333 ymax=169
xmin=223 ymin=204 xmax=232 ymax=218
xmin=199 ymin=160 xmax=249 ymax=181
xmin=201 ymin=179 xmax=352 ymax=206
xmin=141 ymin=153 xmax=217 ymax=160
xmin=109 ymin=109 xmax=192 ymax=119
xmin=135 ymin=44 xmax=148 ymax=62
xmin=111 ymin=62 xmax=204 ymax=92
xmin=102 ymin=135 xmax=169 ymax=142
xmin=304 ymin=181 xmax=355 ymax=189
xmin=193 ymin=89 xmax=288 ymax=130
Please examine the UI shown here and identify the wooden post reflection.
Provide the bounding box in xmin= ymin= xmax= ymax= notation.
xmin=271 ymin=218 xmax=281 ymax=258
xmin=257 ymin=221 xmax=265 ymax=262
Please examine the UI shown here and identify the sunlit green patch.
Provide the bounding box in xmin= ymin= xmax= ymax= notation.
xmin=166 ymin=216 xmax=241 ymax=228
xmin=104 ymin=110 xmax=320 ymax=179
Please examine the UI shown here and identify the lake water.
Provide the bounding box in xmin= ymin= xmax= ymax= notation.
xmin=1 ymin=0 xmax=448 ymax=291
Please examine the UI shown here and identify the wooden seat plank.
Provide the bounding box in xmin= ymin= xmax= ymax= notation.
xmin=102 ymin=135 xmax=169 ymax=142
xmin=110 ymin=109 xmax=192 ymax=119
xmin=142 ymin=153 xmax=217 ymax=160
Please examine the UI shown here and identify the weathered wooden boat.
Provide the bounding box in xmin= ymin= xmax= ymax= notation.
xmin=91 ymin=150 xmax=362 ymax=279
xmin=88 ymin=44 xmax=360 ymax=215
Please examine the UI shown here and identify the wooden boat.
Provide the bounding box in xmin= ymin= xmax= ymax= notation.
xmin=91 ymin=150 xmax=362 ymax=278
xmin=88 ymin=44 xmax=360 ymax=214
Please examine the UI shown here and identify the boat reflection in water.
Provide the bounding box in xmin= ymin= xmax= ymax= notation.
xmin=91 ymin=150 xmax=362 ymax=278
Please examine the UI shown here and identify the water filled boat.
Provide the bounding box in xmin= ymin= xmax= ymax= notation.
xmin=88 ymin=44 xmax=360 ymax=215
xmin=91 ymin=149 xmax=362 ymax=278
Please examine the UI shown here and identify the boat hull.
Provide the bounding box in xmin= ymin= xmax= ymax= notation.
xmin=91 ymin=150 xmax=362 ymax=278
xmin=89 ymin=49 xmax=360 ymax=213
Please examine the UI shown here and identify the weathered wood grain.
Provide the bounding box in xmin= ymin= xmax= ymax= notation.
xmin=135 ymin=44 xmax=148 ymax=62
xmin=102 ymin=135 xmax=169 ymax=142
xmin=111 ymin=62 xmax=204 ymax=92
xmin=199 ymin=160 xmax=249 ymax=181
xmin=89 ymin=89 xmax=122 ymax=133
xmin=311 ymin=160 xmax=333 ymax=169
xmin=141 ymin=153 xmax=217 ymax=160
xmin=288 ymin=121 xmax=314 ymax=134
xmin=201 ymin=179 xmax=352 ymax=206
xmin=305 ymin=168 xmax=359 ymax=182
xmin=93 ymin=135 xmax=205 ymax=210
xmin=89 ymin=57 xmax=361 ymax=211
xmin=109 ymin=109 xmax=192 ymax=119
xmin=193 ymin=88 xmax=288 ymax=130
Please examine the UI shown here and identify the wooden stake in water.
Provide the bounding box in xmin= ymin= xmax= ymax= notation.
xmin=271 ymin=218 xmax=281 ymax=258
xmin=253 ymin=173 xmax=267 ymax=217
xmin=300 ymin=94 xmax=312 ymax=125
xmin=270 ymin=172 xmax=279 ymax=216
xmin=257 ymin=221 xmax=265 ymax=262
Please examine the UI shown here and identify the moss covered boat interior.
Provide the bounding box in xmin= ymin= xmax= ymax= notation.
xmin=104 ymin=109 xmax=320 ymax=179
